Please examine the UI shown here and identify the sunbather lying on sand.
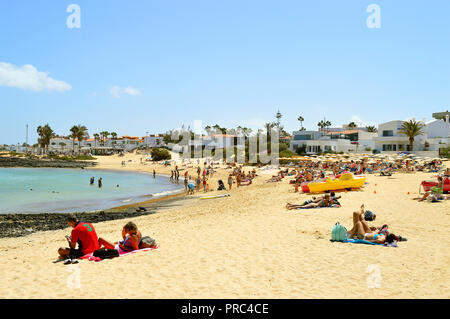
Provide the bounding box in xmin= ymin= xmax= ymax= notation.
xmin=346 ymin=205 xmax=406 ymax=244
xmin=286 ymin=194 xmax=340 ymax=209
xmin=266 ymin=176 xmax=282 ymax=182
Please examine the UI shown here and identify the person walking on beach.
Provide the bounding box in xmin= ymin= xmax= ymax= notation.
xmin=203 ymin=176 xmax=208 ymax=192
xmin=228 ymin=174 xmax=233 ymax=190
xmin=98 ymin=178 xmax=102 ymax=188
xmin=184 ymin=174 xmax=188 ymax=190
xmin=196 ymin=175 xmax=201 ymax=191
xmin=58 ymin=215 xmax=100 ymax=263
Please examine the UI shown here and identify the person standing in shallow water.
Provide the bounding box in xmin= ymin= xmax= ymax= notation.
xmin=153 ymin=170 xmax=156 ymax=178
xmin=98 ymin=177 xmax=102 ymax=188
xmin=90 ymin=176 xmax=95 ymax=185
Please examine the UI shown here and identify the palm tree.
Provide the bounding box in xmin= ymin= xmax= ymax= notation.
xmin=76 ymin=125 xmax=89 ymax=153
xmin=298 ymin=116 xmax=305 ymax=131
xmin=264 ymin=122 xmax=275 ymax=136
xmin=100 ymin=131 xmax=110 ymax=146
xmin=275 ymin=110 xmax=282 ymax=129
xmin=398 ymin=120 xmax=425 ymax=152
xmin=242 ymin=127 xmax=252 ymax=137
xmin=348 ymin=122 xmax=357 ymax=129
xmin=366 ymin=126 xmax=377 ymax=133
xmin=110 ymin=132 xmax=117 ymax=148
xmin=317 ymin=120 xmax=325 ymax=133
xmin=37 ymin=124 xmax=55 ymax=154
xmin=70 ymin=125 xmax=89 ymax=154
xmin=324 ymin=120 xmax=331 ymax=133
xmin=93 ymin=133 xmax=100 ymax=148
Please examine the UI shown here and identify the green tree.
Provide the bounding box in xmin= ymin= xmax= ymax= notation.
xmin=348 ymin=122 xmax=357 ymax=129
xmin=151 ymin=148 xmax=171 ymax=161
xmin=100 ymin=131 xmax=110 ymax=146
xmin=398 ymin=120 xmax=425 ymax=152
xmin=366 ymin=126 xmax=377 ymax=133
xmin=70 ymin=125 xmax=89 ymax=154
xmin=110 ymin=132 xmax=118 ymax=148
xmin=36 ymin=124 xmax=55 ymax=154
xmin=298 ymin=116 xmax=305 ymax=131
xmin=93 ymin=133 xmax=100 ymax=148
xmin=275 ymin=110 xmax=282 ymax=128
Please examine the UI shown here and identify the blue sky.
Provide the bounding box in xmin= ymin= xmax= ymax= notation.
xmin=0 ymin=0 xmax=449 ymax=144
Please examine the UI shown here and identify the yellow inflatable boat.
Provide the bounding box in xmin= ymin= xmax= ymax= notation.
xmin=301 ymin=173 xmax=366 ymax=193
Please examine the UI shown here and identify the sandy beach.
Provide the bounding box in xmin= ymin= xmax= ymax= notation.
xmin=0 ymin=153 xmax=449 ymax=299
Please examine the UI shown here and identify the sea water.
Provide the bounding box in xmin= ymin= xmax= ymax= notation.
xmin=0 ymin=168 xmax=183 ymax=213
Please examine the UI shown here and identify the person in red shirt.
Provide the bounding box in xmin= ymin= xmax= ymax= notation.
xmin=58 ymin=215 xmax=100 ymax=262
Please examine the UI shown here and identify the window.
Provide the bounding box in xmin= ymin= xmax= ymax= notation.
xmin=294 ymin=135 xmax=311 ymax=141
xmin=382 ymin=130 xmax=394 ymax=137
xmin=382 ymin=144 xmax=392 ymax=151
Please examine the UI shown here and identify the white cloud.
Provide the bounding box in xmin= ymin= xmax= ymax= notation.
xmin=0 ymin=62 xmax=71 ymax=92
xmin=110 ymin=85 xmax=142 ymax=98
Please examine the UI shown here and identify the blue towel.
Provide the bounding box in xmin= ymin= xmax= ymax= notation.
xmin=343 ymin=238 xmax=398 ymax=247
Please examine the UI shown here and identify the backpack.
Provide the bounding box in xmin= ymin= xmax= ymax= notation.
xmin=93 ymin=248 xmax=119 ymax=259
xmin=139 ymin=236 xmax=156 ymax=248
xmin=331 ymin=222 xmax=348 ymax=242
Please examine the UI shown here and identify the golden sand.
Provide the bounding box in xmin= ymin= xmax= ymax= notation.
xmin=0 ymin=152 xmax=449 ymax=298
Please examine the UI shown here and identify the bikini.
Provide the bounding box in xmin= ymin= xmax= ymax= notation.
xmin=117 ymin=234 xmax=141 ymax=253
xmin=363 ymin=233 xmax=381 ymax=241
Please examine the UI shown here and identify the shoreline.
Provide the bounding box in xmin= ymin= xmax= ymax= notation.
xmin=0 ymin=165 xmax=185 ymax=214
xmin=0 ymin=164 xmax=188 ymax=237
xmin=0 ymin=193 xmax=193 ymax=238
xmin=0 ymin=156 xmax=96 ymax=168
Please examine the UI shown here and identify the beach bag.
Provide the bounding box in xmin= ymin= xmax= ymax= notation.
xmin=139 ymin=236 xmax=157 ymax=248
xmin=93 ymin=248 xmax=119 ymax=259
xmin=331 ymin=222 xmax=348 ymax=242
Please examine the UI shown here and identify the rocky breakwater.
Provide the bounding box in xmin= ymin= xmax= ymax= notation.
xmin=0 ymin=211 xmax=156 ymax=238
xmin=0 ymin=156 xmax=96 ymax=168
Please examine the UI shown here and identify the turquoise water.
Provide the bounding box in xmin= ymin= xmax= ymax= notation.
xmin=0 ymin=168 xmax=183 ymax=213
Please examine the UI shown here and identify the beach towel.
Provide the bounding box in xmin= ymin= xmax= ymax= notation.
xmin=296 ymin=204 xmax=341 ymax=209
xmin=79 ymin=245 xmax=159 ymax=262
xmin=342 ymin=239 xmax=397 ymax=247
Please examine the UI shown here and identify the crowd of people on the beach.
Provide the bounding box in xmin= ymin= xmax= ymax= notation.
xmin=54 ymin=155 xmax=448 ymax=263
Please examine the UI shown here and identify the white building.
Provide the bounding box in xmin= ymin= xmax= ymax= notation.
xmin=290 ymin=130 xmax=357 ymax=154
xmin=423 ymin=119 xmax=450 ymax=151
xmin=373 ymin=119 xmax=450 ymax=152
xmin=143 ymin=135 xmax=165 ymax=147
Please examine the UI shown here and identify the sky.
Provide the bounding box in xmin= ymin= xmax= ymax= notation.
xmin=0 ymin=0 xmax=449 ymax=145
